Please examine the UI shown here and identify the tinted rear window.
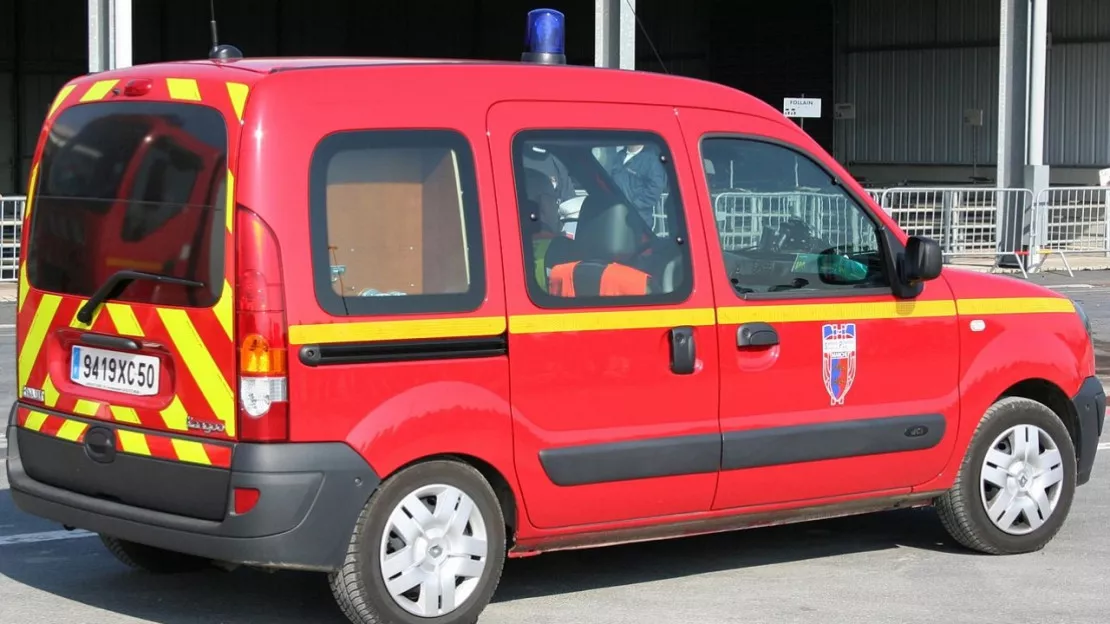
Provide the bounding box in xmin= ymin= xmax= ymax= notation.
xmin=26 ymin=101 xmax=228 ymax=307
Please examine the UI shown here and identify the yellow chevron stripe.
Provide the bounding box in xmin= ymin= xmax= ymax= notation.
xmin=510 ymin=307 xmax=717 ymax=335
xmin=23 ymin=411 xmax=47 ymax=432
xmin=80 ymin=79 xmax=118 ymax=102
xmin=42 ymin=375 xmax=58 ymax=408
xmin=157 ymin=308 xmax=235 ymax=436
xmin=47 ymin=84 xmax=76 ymax=118
xmin=716 ymin=300 xmax=957 ymax=325
xmin=227 ymin=82 xmax=249 ymax=122
xmin=18 ymin=164 xmax=40 ymax=312
xmin=55 ymin=419 xmax=88 ymax=442
xmin=956 ymin=297 xmax=1075 ymax=316
xmin=109 ymin=405 xmax=142 ymax=425
xmin=171 ymin=439 xmax=212 ymax=466
xmin=18 ymin=294 xmax=61 ymax=392
xmin=159 ymin=395 xmax=189 ymax=432
xmin=289 ymin=315 xmax=507 ymax=345
xmin=214 ymin=280 xmax=233 ymax=341
xmin=225 ymin=170 xmax=235 ymax=232
xmin=117 ymin=429 xmax=152 ymax=456
xmin=73 ymin=400 xmax=101 ymax=417
xmin=106 ymin=303 xmax=144 ymax=337
xmin=68 ymin=298 xmax=103 ymax=329
xmin=166 ymin=78 xmax=202 ymax=101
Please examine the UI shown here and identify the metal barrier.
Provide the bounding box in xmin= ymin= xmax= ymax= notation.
xmin=1033 ymin=186 xmax=1110 ymax=276
xmin=1 ymin=196 xmax=25 ymax=283
xmin=876 ymin=187 xmax=1035 ymax=277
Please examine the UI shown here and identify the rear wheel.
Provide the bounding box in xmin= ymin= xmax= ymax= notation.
xmin=99 ymin=535 xmax=212 ymax=573
xmin=936 ymin=396 xmax=1077 ymax=554
xmin=329 ymin=460 xmax=507 ymax=624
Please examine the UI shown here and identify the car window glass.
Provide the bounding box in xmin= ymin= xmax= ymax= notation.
xmin=511 ymin=130 xmax=693 ymax=308
xmin=700 ymin=137 xmax=889 ymax=296
xmin=309 ymin=130 xmax=485 ymax=316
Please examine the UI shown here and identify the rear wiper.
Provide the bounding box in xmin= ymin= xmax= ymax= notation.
xmin=76 ymin=270 xmax=205 ymax=325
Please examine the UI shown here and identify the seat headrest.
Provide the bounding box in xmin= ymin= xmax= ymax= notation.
xmin=574 ymin=201 xmax=639 ymax=262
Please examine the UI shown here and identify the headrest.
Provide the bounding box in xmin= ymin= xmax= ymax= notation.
xmin=574 ymin=201 xmax=638 ymax=262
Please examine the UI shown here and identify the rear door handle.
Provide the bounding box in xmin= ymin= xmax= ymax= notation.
xmin=737 ymin=322 xmax=778 ymax=348
xmin=669 ymin=326 xmax=696 ymax=375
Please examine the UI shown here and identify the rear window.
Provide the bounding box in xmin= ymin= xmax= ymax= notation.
xmin=25 ymin=101 xmax=228 ymax=307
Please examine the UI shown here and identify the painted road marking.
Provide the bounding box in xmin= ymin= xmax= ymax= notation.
xmin=0 ymin=530 xmax=96 ymax=547
xmin=1099 ymin=442 xmax=1110 ymax=451
xmin=0 ymin=324 xmax=14 ymax=329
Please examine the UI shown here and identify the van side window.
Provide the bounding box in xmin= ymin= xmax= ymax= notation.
xmin=309 ymin=130 xmax=486 ymax=316
xmin=700 ymin=137 xmax=890 ymax=296
xmin=511 ymin=130 xmax=693 ymax=308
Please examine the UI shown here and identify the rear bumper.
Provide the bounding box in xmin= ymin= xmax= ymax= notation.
xmin=1072 ymin=376 xmax=1105 ymax=486
xmin=5 ymin=402 xmax=380 ymax=572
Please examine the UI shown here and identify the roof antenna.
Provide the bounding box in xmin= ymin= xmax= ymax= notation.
xmin=208 ymin=0 xmax=243 ymax=62
xmin=623 ymin=0 xmax=668 ymax=74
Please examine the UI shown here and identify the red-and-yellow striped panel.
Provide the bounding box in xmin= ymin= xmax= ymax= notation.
xmin=18 ymin=75 xmax=248 ymax=445
xmin=15 ymin=407 xmax=233 ymax=469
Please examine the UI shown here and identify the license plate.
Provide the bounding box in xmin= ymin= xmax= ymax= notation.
xmin=70 ymin=345 xmax=160 ymax=396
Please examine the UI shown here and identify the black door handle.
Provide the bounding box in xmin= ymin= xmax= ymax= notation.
xmin=669 ymin=326 xmax=696 ymax=375
xmin=737 ymin=322 xmax=778 ymax=347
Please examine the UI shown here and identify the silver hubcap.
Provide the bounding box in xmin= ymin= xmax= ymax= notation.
xmin=979 ymin=424 xmax=1065 ymax=535
xmin=379 ymin=484 xmax=488 ymax=618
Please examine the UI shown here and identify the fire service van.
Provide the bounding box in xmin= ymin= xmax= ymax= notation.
xmin=6 ymin=8 xmax=1104 ymax=624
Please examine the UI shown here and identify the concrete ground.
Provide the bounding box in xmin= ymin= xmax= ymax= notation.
xmin=1 ymin=272 xmax=1109 ymax=624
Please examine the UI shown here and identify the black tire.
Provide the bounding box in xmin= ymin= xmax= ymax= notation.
xmin=329 ymin=460 xmax=507 ymax=624
xmin=936 ymin=396 xmax=1078 ymax=555
xmin=99 ymin=535 xmax=212 ymax=574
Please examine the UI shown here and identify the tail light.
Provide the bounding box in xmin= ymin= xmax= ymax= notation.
xmin=235 ymin=206 xmax=289 ymax=441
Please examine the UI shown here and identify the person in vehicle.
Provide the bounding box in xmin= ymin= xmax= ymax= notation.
xmin=607 ymin=143 xmax=668 ymax=231
xmin=522 ymin=145 xmax=577 ymax=204
xmin=521 ymin=166 xmax=567 ymax=289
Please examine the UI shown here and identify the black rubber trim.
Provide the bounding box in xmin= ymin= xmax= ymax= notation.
xmin=18 ymin=428 xmax=231 ymax=522
xmin=298 ymin=334 xmax=507 ymax=367
xmin=1071 ymin=375 xmax=1105 ymax=486
xmin=6 ymin=404 xmax=381 ymax=572
xmin=538 ymin=434 xmax=720 ymax=486
xmin=721 ymin=414 xmax=947 ymax=471
xmin=537 ymin=414 xmax=947 ymax=486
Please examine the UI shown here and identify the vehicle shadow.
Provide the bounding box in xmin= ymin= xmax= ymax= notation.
xmin=0 ymin=505 xmax=973 ymax=624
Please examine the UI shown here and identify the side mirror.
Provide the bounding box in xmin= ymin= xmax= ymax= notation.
xmin=902 ymin=236 xmax=942 ymax=284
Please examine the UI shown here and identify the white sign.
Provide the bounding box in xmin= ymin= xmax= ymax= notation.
xmin=833 ymin=103 xmax=856 ymax=120
xmin=783 ymin=97 xmax=822 ymax=119
xmin=1099 ymin=168 xmax=1110 ymax=187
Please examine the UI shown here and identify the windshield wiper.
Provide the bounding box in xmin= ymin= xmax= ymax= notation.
xmin=76 ymin=270 xmax=205 ymax=325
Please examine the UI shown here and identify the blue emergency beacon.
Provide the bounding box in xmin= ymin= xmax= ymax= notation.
xmin=522 ymin=8 xmax=567 ymax=65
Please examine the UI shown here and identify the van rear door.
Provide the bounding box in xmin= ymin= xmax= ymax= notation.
xmin=17 ymin=85 xmax=238 ymax=461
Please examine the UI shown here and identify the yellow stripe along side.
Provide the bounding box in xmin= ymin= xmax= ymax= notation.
xmin=289 ymin=296 xmax=1077 ymax=342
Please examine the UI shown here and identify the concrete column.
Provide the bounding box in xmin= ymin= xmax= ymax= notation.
xmin=88 ymin=0 xmax=131 ymax=73
xmin=595 ymin=0 xmax=635 ymax=70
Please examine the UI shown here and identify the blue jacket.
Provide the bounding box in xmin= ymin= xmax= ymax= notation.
xmin=608 ymin=146 xmax=668 ymax=228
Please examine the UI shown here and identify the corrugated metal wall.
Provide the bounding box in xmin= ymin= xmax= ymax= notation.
xmin=0 ymin=0 xmax=86 ymax=194
xmin=835 ymin=0 xmax=1110 ymax=168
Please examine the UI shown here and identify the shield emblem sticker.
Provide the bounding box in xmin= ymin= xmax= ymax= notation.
xmin=822 ymin=323 xmax=857 ymax=405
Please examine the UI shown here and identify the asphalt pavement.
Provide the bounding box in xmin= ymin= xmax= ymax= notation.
xmin=2 ymin=273 xmax=1110 ymax=624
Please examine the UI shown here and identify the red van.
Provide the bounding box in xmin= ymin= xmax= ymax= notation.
xmin=7 ymin=11 xmax=1104 ymax=624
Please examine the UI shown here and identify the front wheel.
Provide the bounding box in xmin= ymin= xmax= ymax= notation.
xmin=329 ymin=460 xmax=507 ymax=624
xmin=936 ymin=396 xmax=1078 ymax=555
